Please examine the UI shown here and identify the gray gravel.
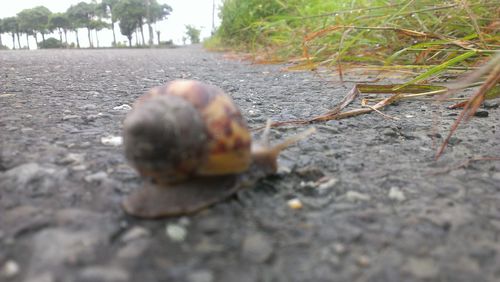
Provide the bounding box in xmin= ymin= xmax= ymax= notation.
xmin=1 ymin=45 xmax=499 ymax=282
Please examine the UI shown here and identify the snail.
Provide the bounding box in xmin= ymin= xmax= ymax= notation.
xmin=122 ymin=79 xmax=314 ymax=218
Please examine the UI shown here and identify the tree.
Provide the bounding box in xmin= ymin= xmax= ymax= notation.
xmin=73 ymin=23 xmax=81 ymax=48
xmin=17 ymin=9 xmax=37 ymax=48
xmin=66 ymin=5 xmax=81 ymax=48
xmin=114 ymin=0 xmax=144 ymax=46
xmin=67 ymin=2 xmax=96 ymax=48
xmin=98 ymin=0 xmax=119 ymax=46
xmin=114 ymin=0 xmax=148 ymax=46
xmin=49 ymin=13 xmax=71 ymax=44
xmin=147 ymin=1 xmax=172 ymax=46
xmin=185 ymin=25 xmax=201 ymax=44
xmin=89 ymin=19 xmax=109 ymax=48
xmin=118 ymin=17 xmax=137 ymax=47
xmin=18 ymin=7 xmax=51 ymax=48
xmin=5 ymin=17 xmax=23 ymax=50
xmin=31 ymin=6 xmax=52 ymax=45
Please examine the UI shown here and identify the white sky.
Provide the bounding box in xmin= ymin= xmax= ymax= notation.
xmin=0 ymin=0 xmax=222 ymax=48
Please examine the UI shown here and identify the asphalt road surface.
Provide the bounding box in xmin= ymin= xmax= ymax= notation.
xmin=1 ymin=45 xmax=499 ymax=282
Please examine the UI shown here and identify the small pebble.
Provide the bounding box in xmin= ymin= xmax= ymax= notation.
xmin=84 ymin=114 xmax=103 ymax=122
xmin=287 ymin=198 xmax=303 ymax=210
xmin=178 ymin=217 xmax=191 ymax=226
xmin=72 ymin=165 xmax=87 ymax=171
xmin=317 ymin=177 xmax=338 ymax=190
xmin=113 ymin=104 xmax=132 ymax=111
xmin=357 ymin=255 xmax=371 ymax=267
xmin=166 ymin=224 xmax=187 ymax=242
xmin=295 ymin=166 xmax=325 ymax=179
xmin=121 ymin=226 xmax=150 ymax=242
xmin=78 ymin=266 xmax=129 ymax=282
xmin=187 ymin=270 xmax=214 ymax=282
xmin=483 ymin=101 xmax=499 ymax=108
xmin=333 ymin=243 xmax=347 ymax=255
xmin=81 ymin=103 xmax=97 ymax=110
xmin=319 ymin=124 xmax=340 ymax=134
xmin=198 ymin=217 xmax=223 ymax=234
xmin=492 ymin=172 xmax=500 ymax=181
xmin=84 ymin=171 xmax=108 ymax=183
xmin=404 ymin=258 xmax=439 ymax=279
xmin=382 ymin=128 xmax=398 ymax=137
xmin=248 ymin=109 xmax=259 ymax=117
xmin=277 ymin=165 xmax=292 ymax=174
xmin=300 ymin=181 xmax=315 ymax=188
xmin=473 ymin=110 xmax=489 ymax=117
xmin=345 ymin=191 xmax=371 ymax=202
xmin=21 ymin=127 xmax=34 ymax=133
xmin=448 ymin=137 xmax=461 ymax=145
xmin=101 ymin=136 xmax=123 ymax=146
xmin=2 ymin=260 xmax=20 ymax=278
xmin=388 ymin=187 xmax=406 ymax=201
xmin=25 ymin=272 xmax=54 ymax=282
xmin=242 ymin=233 xmax=274 ymax=263
xmin=62 ymin=114 xmax=81 ymax=121
xmin=116 ymin=239 xmax=150 ymax=259
xmin=57 ymin=153 xmax=84 ymax=165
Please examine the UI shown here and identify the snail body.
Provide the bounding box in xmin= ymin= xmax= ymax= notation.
xmin=122 ymin=80 xmax=313 ymax=218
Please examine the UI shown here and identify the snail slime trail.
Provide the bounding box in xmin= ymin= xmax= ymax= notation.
xmin=122 ymin=80 xmax=315 ymax=218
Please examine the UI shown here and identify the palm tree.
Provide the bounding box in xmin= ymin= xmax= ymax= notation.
xmin=67 ymin=2 xmax=95 ymax=48
xmin=17 ymin=9 xmax=37 ymax=48
xmin=99 ymin=0 xmax=119 ymax=46
xmin=49 ymin=13 xmax=71 ymax=44
xmin=118 ymin=17 xmax=137 ymax=47
xmin=31 ymin=6 xmax=52 ymax=45
xmin=3 ymin=17 xmax=20 ymax=49
xmin=147 ymin=1 xmax=172 ymax=46
xmin=114 ymin=0 xmax=146 ymax=46
xmin=90 ymin=19 xmax=109 ymax=48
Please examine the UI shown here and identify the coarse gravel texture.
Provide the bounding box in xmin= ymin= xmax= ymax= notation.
xmin=1 ymin=45 xmax=499 ymax=282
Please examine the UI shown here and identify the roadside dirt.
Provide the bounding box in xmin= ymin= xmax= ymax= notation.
xmin=1 ymin=45 xmax=499 ymax=282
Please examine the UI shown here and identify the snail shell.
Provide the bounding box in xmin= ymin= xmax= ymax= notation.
xmin=122 ymin=80 xmax=313 ymax=218
xmin=123 ymin=80 xmax=252 ymax=184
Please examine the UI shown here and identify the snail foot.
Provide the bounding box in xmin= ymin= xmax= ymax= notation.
xmin=122 ymin=175 xmax=239 ymax=218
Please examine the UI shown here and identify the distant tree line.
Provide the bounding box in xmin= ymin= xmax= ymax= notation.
xmin=0 ymin=0 xmax=172 ymax=49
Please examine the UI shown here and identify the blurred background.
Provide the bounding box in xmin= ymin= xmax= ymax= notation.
xmin=0 ymin=0 xmax=222 ymax=49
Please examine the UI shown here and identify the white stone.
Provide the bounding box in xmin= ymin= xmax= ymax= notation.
xmin=2 ymin=260 xmax=20 ymax=277
xmin=166 ymin=224 xmax=187 ymax=242
xmin=121 ymin=226 xmax=150 ymax=242
xmin=101 ymin=136 xmax=123 ymax=146
xmin=113 ymin=104 xmax=132 ymax=111
xmin=345 ymin=191 xmax=371 ymax=202
xmin=404 ymin=258 xmax=439 ymax=279
xmin=317 ymin=177 xmax=338 ymax=190
xmin=84 ymin=171 xmax=108 ymax=183
xmin=388 ymin=187 xmax=406 ymax=201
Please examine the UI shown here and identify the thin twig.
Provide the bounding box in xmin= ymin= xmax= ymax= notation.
xmin=365 ymin=105 xmax=400 ymax=120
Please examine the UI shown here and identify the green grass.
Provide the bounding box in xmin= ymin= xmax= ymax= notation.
xmin=209 ymin=0 xmax=499 ymax=82
xmin=208 ymin=0 xmax=500 ymax=158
